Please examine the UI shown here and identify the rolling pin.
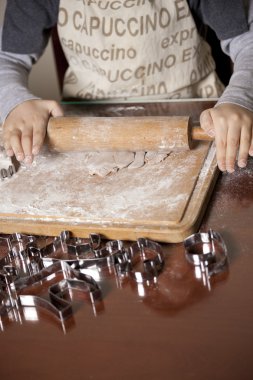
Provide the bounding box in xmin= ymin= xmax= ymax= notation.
xmin=47 ymin=116 xmax=212 ymax=152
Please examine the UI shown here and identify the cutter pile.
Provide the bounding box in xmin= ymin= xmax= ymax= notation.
xmin=0 ymin=231 xmax=165 ymax=328
xmin=0 ymin=229 xmax=228 ymax=330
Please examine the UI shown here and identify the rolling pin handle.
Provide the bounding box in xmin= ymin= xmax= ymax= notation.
xmin=191 ymin=125 xmax=213 ymax=142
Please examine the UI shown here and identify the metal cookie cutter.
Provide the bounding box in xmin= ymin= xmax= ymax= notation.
xmin=0 ymin=233 xmax=42 ymax=278
xmin=0 ymin=146 xmax=17 ymax=180
xmin=184 ymin=229 xmax=228 ymax=289
xmin=35 ymin=231 xmax=112 ymax=269
xmin=0 ymin=234 xmax=103 ymax=329
xmin=58 ymin=230 xmax=101 ymax=258
xmin=0 ymin=166 xmax=15 ymax=180
xmin=130 ymin=238 xmax=164 ymax=283
xmin=0 ymin=265 xmax=19 ymax=309
xmin=17 ymin=261 xmax=102 ymax=320
xmin=1 ymin=261 xmax=102 ymax=324
xmin=109 ymin=238 xmax=164 ymax=284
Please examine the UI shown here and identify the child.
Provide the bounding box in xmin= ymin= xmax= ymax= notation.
xmin=0 ymin=0 xmax=253 ymax=173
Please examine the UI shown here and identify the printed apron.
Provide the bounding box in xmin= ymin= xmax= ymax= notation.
xmin=58 ymin=0 xmax=224 ymax=100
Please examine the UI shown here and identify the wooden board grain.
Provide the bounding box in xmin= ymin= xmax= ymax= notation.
xmin=0 ymin=140 xmax=218 ymax=242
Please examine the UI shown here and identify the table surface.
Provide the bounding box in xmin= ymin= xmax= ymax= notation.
xmin=1 ymin=100 xmax=253 ymax=380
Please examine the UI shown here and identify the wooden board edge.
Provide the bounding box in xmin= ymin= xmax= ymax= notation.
xmin=0 ymin=168 xmax=219 ymax=243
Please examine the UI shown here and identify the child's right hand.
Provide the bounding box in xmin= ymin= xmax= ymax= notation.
xmin=3 ymin=99 xmax=64 ymax=163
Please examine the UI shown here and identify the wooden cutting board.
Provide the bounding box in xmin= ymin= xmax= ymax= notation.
xmin=0 ymin=139 xmax=218 ymax=242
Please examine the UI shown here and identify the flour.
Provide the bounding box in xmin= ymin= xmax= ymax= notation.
xmin=197 ymin=142 xmax=217 ymax=180
xmin=0 ymin=146 xmax=12 ymax=167
xmin=0 ymin=142 xmax=211 ymax=225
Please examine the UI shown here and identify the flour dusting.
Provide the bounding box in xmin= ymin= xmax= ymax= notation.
xmin=1 ymin=142 xmax=211 ymax=225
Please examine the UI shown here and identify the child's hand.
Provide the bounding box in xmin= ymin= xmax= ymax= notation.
xmin=200 ymin=103 xmax=253 ymax=173
xmin=3 ymin=99 xmax=64 ymax=163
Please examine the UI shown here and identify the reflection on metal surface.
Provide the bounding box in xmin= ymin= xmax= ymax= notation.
xmin=107 ymin=238 xmax=164 ymax=283
xmin=0 ymin=229 xmax=228 ymax=331
xmin=0 ymin=258 xmax=102 ymax=333
xmin=22 ymin=306 xmax=39 ymax=321
xmin=0 ymin=231 xmax=165 ymax=332
xmin=184 ymin=229 xmax=228 ymax=290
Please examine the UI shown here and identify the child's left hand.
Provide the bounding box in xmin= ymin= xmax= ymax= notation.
xmin=200 ymin=103 xmax=253 ymax=173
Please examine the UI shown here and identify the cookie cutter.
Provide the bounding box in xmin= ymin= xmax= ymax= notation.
xmin=0 ymin=146 xmax=17 ymax=180
xmin=0 ymin=166 xmax=15 ymax=180
xmin=1 ymin=231 xmax=165 ymax=281
xmin=30 ymin=231 xmax=113 ymax=269
xmin=0 ymin=231 xmax=165 ymax=331
xmin=18 ymin=261 xmax=101 ymax=317
xmin=44 ymin=231 xmax=97 ymax=257
xmin=184 ymin=229 xmax=228 ymax=289
xmin=107 ymin=238 xmax=164 ymax=284
xmin=0 ymin=233 xmax=103 ymax=327
xmin=0 ymin=260 xmax=102 ymax=326
xmin=59 ymin=231 xmax=101 ymax=253
xmin=11 ymin=231 xmax=164 ymax=278
xmin=129 ymin=238 xmax=164 ymax=283
xmin=0 ymin=265 xmax=19 ymax=309
xmin=0 ymin=234 xmax=43 ymax=278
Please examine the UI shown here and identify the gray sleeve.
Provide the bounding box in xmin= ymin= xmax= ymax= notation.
xmin=0 ymin=27 xmax=40 ymax=124
xmin=217 ymin=0 xmax=253 ymax=111
xmin=2 ymin=0 xmax=59 ymax=54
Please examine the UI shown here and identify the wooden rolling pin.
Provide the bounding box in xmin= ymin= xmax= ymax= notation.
xmin=47 ymin=116 xmax=212 ymax=152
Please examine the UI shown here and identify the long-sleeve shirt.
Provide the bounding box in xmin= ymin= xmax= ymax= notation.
xmin=0 ymin=0 xmax=252 ymax=123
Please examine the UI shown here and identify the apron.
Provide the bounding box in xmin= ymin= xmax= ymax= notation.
xmin=58 ymin=0 xmax=224 ymax=100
